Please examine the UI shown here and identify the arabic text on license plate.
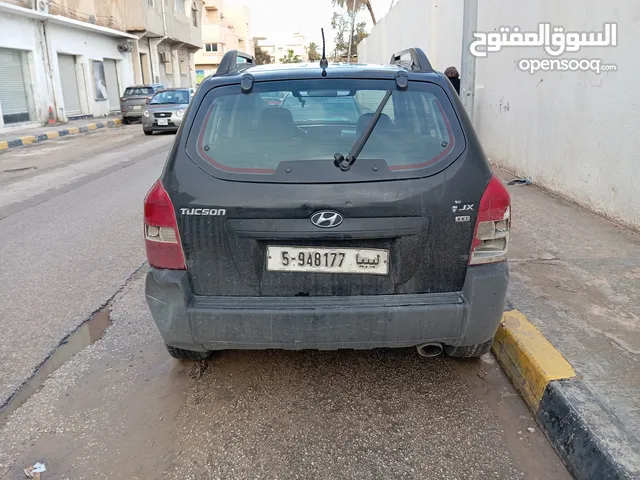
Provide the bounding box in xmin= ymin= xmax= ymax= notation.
xmin=266 ymin=246 xmax=389 ymax=275
xmin=158 ymin=118 xmax=169 ymax=126
xmin=133 ymin=105 xmax=142 ymax=110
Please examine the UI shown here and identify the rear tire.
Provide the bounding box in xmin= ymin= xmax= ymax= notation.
xmin=444 ymin=338 xmax=494 ymax=358
xmin=122 ymin=117 xmax=130 ymax=125
xmin=143 ymin=128 xmax=153 ymax=136
xmin=165 ymin=345 xmax=210 ymax=360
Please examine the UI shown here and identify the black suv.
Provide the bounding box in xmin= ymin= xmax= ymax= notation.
xmin=144 ymin=49 xmax=510 ymax=361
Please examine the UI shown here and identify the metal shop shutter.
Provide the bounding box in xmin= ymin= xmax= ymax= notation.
xmin=0 ymin=48 xmax=30 ymax=124
xmin=57 ymin=54 xmax=82 ymax=116
xmin=103 ymin=59 xmax=120 ymax=110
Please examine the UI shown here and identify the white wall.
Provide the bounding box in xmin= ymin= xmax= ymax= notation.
xmin=357 ymin=0 xmax=463 ymax=72
xmin=360 ymin=0 xmax=640 ymax=229
xmin=47 ymin=23 xmax=135 ymax=120
xmin=473 ymin=0 xmax=639 ymax=229
xmin=0 ymin=11 xmax=51 ymax=129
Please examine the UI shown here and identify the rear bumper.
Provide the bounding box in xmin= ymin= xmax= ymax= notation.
xmin=122 ymin=111 xmax=143 ymax=118
xmin=142 ymin=124 xmax=180 ymax=132
xmin=145 ymin=263 xmax=508 ymax=352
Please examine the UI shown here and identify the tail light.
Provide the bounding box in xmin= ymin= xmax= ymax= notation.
xmin=469 ymin=175 xmax=511 ymax=265
xmin=143 ymin=180 xmax=186 ymax=270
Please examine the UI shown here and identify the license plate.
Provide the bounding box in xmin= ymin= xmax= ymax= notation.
xmin=133 ymin=105 xmax=142 ymax=110
xmin=266 ymin=246 xmax=389 ymax=275
xmin=158 ymin=118 xmax=169 ymax=126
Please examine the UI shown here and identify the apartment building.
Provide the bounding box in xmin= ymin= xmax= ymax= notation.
xmin=193 ymin=0 xmax=254 ymax=81
xmin=0 ymin=0 xmax=202 ymax=132
xmin=125 ymin=0 xmax=204 ymax=88
xmin=255 ymin=32 xmax=307 ymax=64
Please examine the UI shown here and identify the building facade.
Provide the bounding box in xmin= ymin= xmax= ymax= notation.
xmin=193 ymin=0 xmax=254 ymax=81
xmin=0 ymin=0 xmax=136 ymax=131
xmin=255 ymin=32 xmax=307 ymax=64
xmin=125 ymin=0 xmax=204 ymax=88
xmin=0 ymin=0 xmax=203 ymax=133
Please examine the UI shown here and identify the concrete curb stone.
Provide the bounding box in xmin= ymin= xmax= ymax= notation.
xmin=493 ymin=310 xmax=640 ymax=479
xmin=0 ymin=118 xmax=123 ymax=152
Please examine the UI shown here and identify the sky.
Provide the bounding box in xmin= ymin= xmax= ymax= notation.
xmin=241 ymin=0 xmax=391 ymax=49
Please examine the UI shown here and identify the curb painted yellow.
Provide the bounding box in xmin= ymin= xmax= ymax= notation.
xmin=67 ymin=127 xmax=80 ymax=134
xmin=46 ymin=131 xmax=59 ymax=139
xmin=0 ymin=141 xmax=8 ymax=150
xmin=491 ymin=310 xmax=576 ymax=410
xmin=87 ymin=123 xmax=97 ymax=130
xmin=20 ymin=136 xmax=36 ymax=145
xmin=113 ymin=119 xmax=123 ymax=125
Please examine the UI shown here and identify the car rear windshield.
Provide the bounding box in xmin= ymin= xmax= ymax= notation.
xmin=150 ymin=90 xmax=190 ymax=104
xmin=124 ymin=87 xmax=154 ymax=96
xmin=187 ymin=78 xmax=464 ymax=182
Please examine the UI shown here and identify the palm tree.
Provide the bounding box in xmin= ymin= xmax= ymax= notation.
xmin=307 ymin=42 xmax=321 ymax=62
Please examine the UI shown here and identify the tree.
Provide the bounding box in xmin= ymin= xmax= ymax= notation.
xmin=331 ymin=0 xmax=371 ymax=62
xmin=280 ymin=49 xmax=301 ymax=64
xmin=307 ymin=42 xmax=321 ymax=62
xmin=332 ymin=0 xmax=376 ymax=25
xmin=331 ymin=11 xmax=369 ymax=61
xmin=254 ymin=46 xmax=271 ymax=65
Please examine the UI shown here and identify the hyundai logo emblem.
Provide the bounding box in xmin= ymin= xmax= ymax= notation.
xmin=310 ymin=211 xmax=344 ymax=228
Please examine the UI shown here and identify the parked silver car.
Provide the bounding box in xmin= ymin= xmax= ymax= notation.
xmin=142 ymin=88 xmax=192 ymax=135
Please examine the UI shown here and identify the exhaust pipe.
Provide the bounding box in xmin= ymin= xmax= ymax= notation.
xmin=416 ymin=343 xmax=443 ymax=358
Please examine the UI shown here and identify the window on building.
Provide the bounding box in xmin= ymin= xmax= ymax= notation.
xmin=205 ymin=43 xmax=219 ymax=52
xmin=175 ymin=0 xmax=185 ymax=14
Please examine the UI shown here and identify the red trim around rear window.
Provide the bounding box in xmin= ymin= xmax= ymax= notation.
xmin=388 ymin=101 xmax=455 ymax=171
xmin=196 ymin=96 xmax=456 ymax=175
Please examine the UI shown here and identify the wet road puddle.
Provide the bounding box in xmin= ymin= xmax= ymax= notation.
xmin=0 ymin=306 xmax=111 ymax=425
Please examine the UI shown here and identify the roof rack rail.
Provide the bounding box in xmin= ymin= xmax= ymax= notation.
xmin=389 ymin=48 xmax=434 ymax=73
xmin=214 ymin=50 xmax=255 ymax=76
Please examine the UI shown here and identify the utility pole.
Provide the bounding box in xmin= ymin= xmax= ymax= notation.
xmin=460 ymin=0 xmax=477 ymax=123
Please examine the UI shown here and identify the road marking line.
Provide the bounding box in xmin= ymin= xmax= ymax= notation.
xmin=492 ymin=310 xmax=576 ymax=410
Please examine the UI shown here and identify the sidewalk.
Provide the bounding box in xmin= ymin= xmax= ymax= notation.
xmin=495 ymin=169 xmax=640 ymax=478
xmin=0 ymin=116 xmax=123 ymax=152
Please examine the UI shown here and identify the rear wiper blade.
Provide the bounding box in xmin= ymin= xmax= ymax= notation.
xmin=334 ymin=89 xmax=393 ymax=171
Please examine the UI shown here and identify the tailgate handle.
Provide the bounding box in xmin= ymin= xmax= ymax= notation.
xmin=226 ymin=217 xmax=427 ymax=240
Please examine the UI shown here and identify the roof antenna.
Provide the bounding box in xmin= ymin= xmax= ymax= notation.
xmin=320 ymin=28 xmax=328 ymax=76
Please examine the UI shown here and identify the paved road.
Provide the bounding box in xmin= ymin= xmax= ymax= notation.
xmin=0 ymin=127 xmax=570 ymax=478
xmin=0 ymin=127 xmax=173 ymax=409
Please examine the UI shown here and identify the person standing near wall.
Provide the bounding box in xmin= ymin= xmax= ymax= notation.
xmin=444 ymin=67 xmax=460 ymax=95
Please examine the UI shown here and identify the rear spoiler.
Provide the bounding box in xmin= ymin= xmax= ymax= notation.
xmin=214 ymin=50 xmax=255 ymax=76
xmin=389 ymin=48 xmax=434 ymax=73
